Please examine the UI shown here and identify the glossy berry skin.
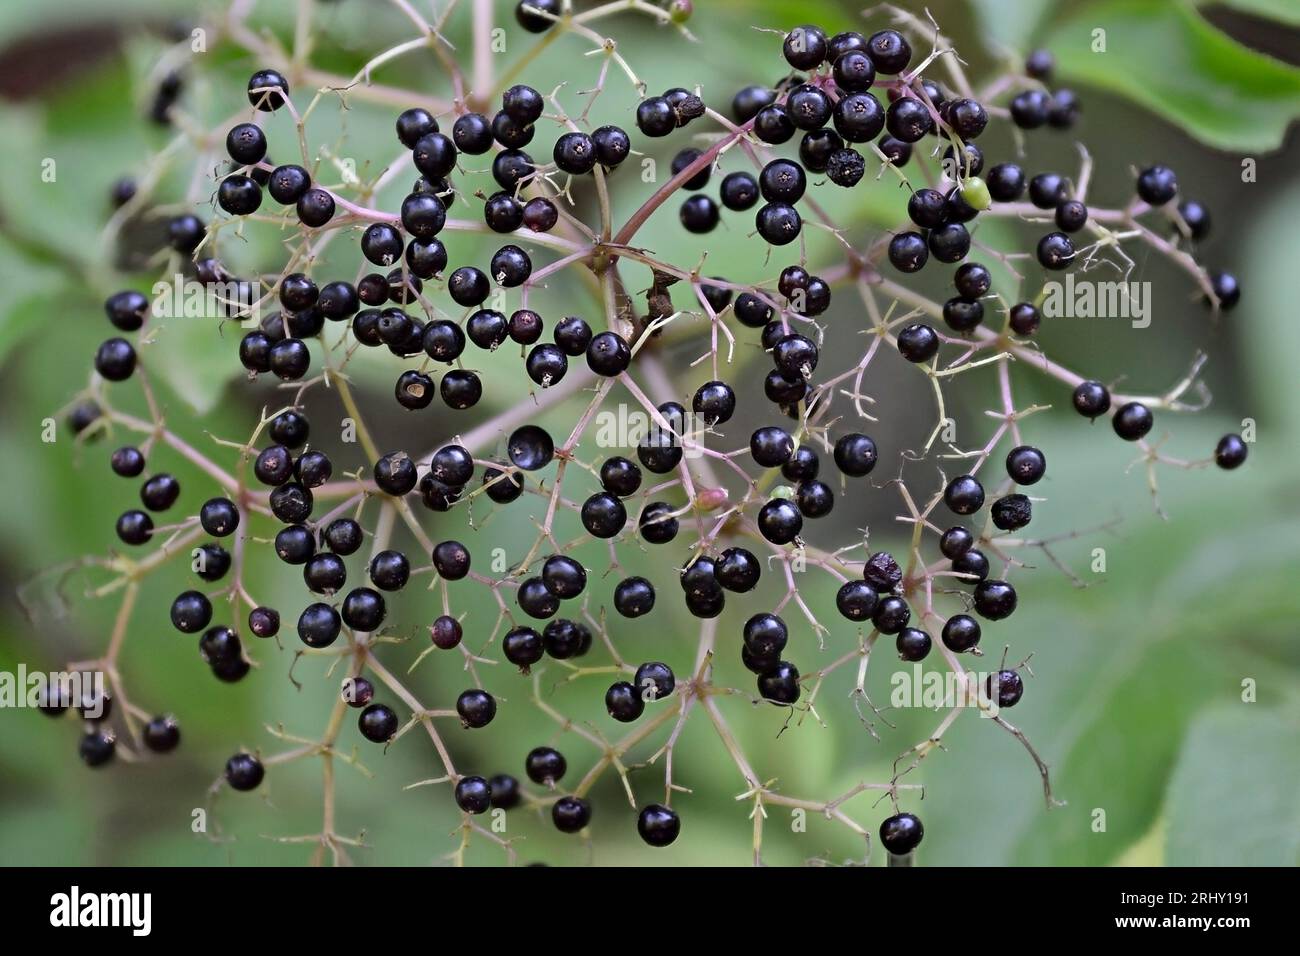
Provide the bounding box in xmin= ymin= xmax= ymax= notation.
xmin=1010 ymin=89 xmax=1049 ymax=129
xmin=1006 ymin=445 xmax=1046 ymax=485
xmin=720 ymin=171 xmax=760 ymax=211
xmin=342 ymin=587 xmax=386 ymax=631
xmin=833 ymin=93 xmax=885 ymax=143
xmin=872 ymin=595 xmax=911 ymax=634
xmin=755 ymin=203 xmax=801 ymax=245
xmin=758 ymin=498 xmax=802 ymax=545
xmin=507 ymin=425 xmax=554 ymax=471
xmin=886 ymin=98 xmax=932 ymax=143
xmin=973 ymin=580 xmax=1018 ymax=620
xmin=1055 ymin=200 xmax=1088 ymax=233
xmin=952 ymin=549 xmax=990 ymax=583
xmin=552 ymin=796 xmax=592 ymax=833
xmin=636 ymin=96 xmax=675 ymax=136
xmin=1009 ymin=302 xmax=1040 ymax=335
xmin=516 ymin=0 xmax=560 ymax=32
xmin=358 ymin=703 xmax=399 ymax=743
xmin=880 ymin=812 xmax=923 ymax=855
xmin=553 ymin=316 xmax=593 ymax=356
xmin=524 ymin=746 xmax=567 ymax=786
xmin=217 ymin=175 xmax=262 ymax=215
xmin=987 ymin=669 xmax=1024 ymax=707
xmin=95 ymin=338 xmax=136 ymax=381
xmin=1136 ymin=165 xmax=1178 ymax=205
xmin=928 ymin=223 xmax=970 ymax=263
xmin=105 ymin=290 xmax=148 ymax=331
xmin=836 ymin=580 xmax=879 ymax=622
xmin=298 ymin=603 xmax=341 ymax=648
xmin=986 ymin=163 xmax=1025 ymax=202
xmin=606 ymin=681 xmax=645 ymax=722
xmin=614 ymin=576 xmax=656 ymax=617
xmin=784 ymin=25 xmax=827 ymax=70
xmin=503 ymin=627 xmax=544 ymax=669
xmin=1037 ymin=232 xmax=1075 ymax=271
xmin=944 ymin=475 xmax=985 ymax=515
xmin=897 ymin=324 xmax=940 ymax=363
xmin=116 ymin=509 xmax=153 ymax=545
xmin=750 ymin=426 xmax=794 ymax=468
xmin=199 ymin=498 xmax=239 ymax=537
xmin=248 ymin=606 xmax=280 ymax=638
xmin=939 ymin=526 xmax=974 ymax=559
xmin=1177 ymin=200 xmax=1211 ymax=240
xmin=757 ymin=661 xmax=801 ymax=705
xmin=170 ymin=590 xmax=212 ymax=633
xmin=140 ymin=473 xmax=180 ymax=511
xmin=247 ymin=69 xmax=289 ymax=111
xmin=868 ymin=29 xmax=911 ymax=73
xmin=455 ymin=776 xmax=492 ymax=814
xmin=834 ymin=433 xmax=878 ymax=477
xmin=639 ymin=502 xmax=679 ymax=544
xmin=587 ymin=331 xmax=631 ymax=376
xmin=456 ymin=689 xmax=497 ymax=728
xmin=896 ymin=627 xmax=932 ymax=662
xmin=941 ymin=614 xmax=982 ymax=653
xmin=638 ymin=804 xmax=681 ymax=847
xmin=541 ymin=554 xmax=587 ymax=600
xmin=143 ymin=715 xmax=181 ymax=753
xmin=1072 ymin=380 xmax=1112 ymax=419
xmin=591 ymin=125 xmax=631 ymax=167
xmin=369 ymin=550 xmax=411 ymax=591
xmin=1113 ymin=402 xmax=1154 ymax=441
xmin=1214 ymin=434 xmax=1247 ymax=470
xmin=268 ymin=164 xmax=310 ymax=204
xmin=111 ymin=446 xmax=145 ymax=478
xmin=680 ymin=195 xmax=720 ymax=233
xmin=296 ymin=188 xmax=336 ymax=227
xmin=225 ymin=752 xmax=265 ymax=791
xmin=581 ymin=492 xmax=627 ymax=538
xmin=634 ymin=661 xmax=675 ymax=702
xmin=889 ymin=232 xmax=929 ymax=273
xmin=796 ymin=480 xmax=834 ymax=518
xmin=517 ymin=578 xmax=560 ymax=620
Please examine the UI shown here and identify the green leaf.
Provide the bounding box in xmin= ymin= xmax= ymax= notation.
xmin=1043 ymin=1 xmax=1300 ymax=151
xmin=143 ymin=315 xmax=237 ymax=415
xmin=1201 ymin=0 xmax=1300 ymax=27
xmin=1165 ymin=706 xmax=1300 ymax=865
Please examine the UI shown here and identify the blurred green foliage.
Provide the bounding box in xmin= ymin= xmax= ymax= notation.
xmin=0 ymin=0 xmax=1297 ymax=866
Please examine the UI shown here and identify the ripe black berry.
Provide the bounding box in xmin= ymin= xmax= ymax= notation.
xmin=896 ymin=627 xmax=932 ymax=661
xmin=456 ymin=689 xmax=497 ymax=728
xmin=991 ymin=494 xmax=1032 ymax=531
xmin=758 ymin=498 xmax=802 ymax=544
xmin=889 ymin=232 xmax=929 ymax=273
xmin=973 ymin=580 xmax=1017 ymax=620
xmin=248 ymin=606 xmax=280 ymax=638
xmin=880 ymin=812 xmax=923 ymax=855
xmin=170 ymin=590 xmax=212 ymax=633
xmin=606 ymin=681 xmax=645 ymax=722
xmin=941 ymin=614 xmax=981 ymax=653
xmin=268 ymin=164 xmax=311 ymax=204
xmin=369 ymin=549 xmax=411 ymax=591
xmin=94 ymin=338 xmax=136 ymax=381
xmin=1214 ymin=433 xmax=1247 ymax=470
xmin=1112 ymin=402 xmax=1154 ymax=441
xmin=359 ymin=703 xmax=399 ymax=743
xmin=886 ymin=97 xmax=932 ymax=142
xmin=680 ymin=195 xmax=720 ymax=233
xmin=634 ymin=661 xmax=675 ymax=702
xmin=928 ymin=223 xmax=970 ymax=263
xmin=639 ymin=502 xmax=679 ymax=544
xmin=987 ymin=669 xmax=1024 ymax=707
xmin=143 ymin=715 xmax=181 ymax=753
xmin=116 ymin=510 xmax=153 ymax=545
xmin=897 ymin=323 xmax=940 ymax=363
xmin=552 ymin=795 xmax=592 ymax=833
xmin=516 ymin=0 xmax=560 ymax=32
xmin=783 ymin=25 xmax=827 ymax=70
xmin=1072 ymin=380 xmax=1112 ymax=419
xmin=581 ymin=492 xmax=627 ymax=538
xmin=503 ymin=626 xmax=544 ymax=669
xmin=1036 ymin=232 xmax=1075 ymax=271
xmin=833 ymin=92 xmax=885 ymax=142
xmin=868 ymin=29 xmax=911 ymax=73
xmin=455 ymin=776 xmax=492 ymax=814
xmin=638 ymin=804 xmax=681 ymax=847
xmin=225 ymin=752 xmax=265 ymax=790
xmin=836 ymin=580 xmax=880 ymax=621
xmin=757 ymin=661 xmax=800 ymax=704
xmin=986 ymin=162 xmax=1025 ymax=202
xmin=755 ymin=202 xmax=801 ymax=245
xmin=944 ymin=474 xmax=985 ymax=515
xmin=1136 ymin=165 xmax=1178 ymax=205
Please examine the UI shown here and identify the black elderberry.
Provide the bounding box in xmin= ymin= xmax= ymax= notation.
xmin=638 ymin=804 xmax=681 ymax=848
xmin=482 ymin=466 xmax=523 ymax=503
xmin=171 ymin=590 xmax=212 ymax=633
xmin=342 ymin=587 xmax=386 ymax=632
xmin=592 ymin=125 xmax=631 ymax=167
xmin=896 ymin=627 xmax=932 ymax=662
xmin=952 ymin=548 xmax=990 ymax=583
xmin=868 ymin=29 xmax=911 ymax=74
xmin=757 ymin=661 xmax=800 ymax=705
xmin=369 ymin=549 xmax=411 ymax=591
xmin=757 ymin=498 xmax=802 ymax=545
xmin=606 ymin=681 xmax=645 ymax=722
xmin=116 ymin=510 xmax=153 ymax=545
xmin=94 ymin=338 xmax=137 ymax=381
xmin=247 ymin=69 xmax=288 ymax=111
xmin=796 ymin=480 xmax=834 ymax=518
xmin=680 ymin=195 xmax=720 ymax=233
xmin=636 ymin=96 xmax=676 ymax=137
xmin=358 ymin=703 xmax=398 ymax=743
xmin=217 ymin=175 xmax=262 ymax=216
xmin=517 ymin=577 xmax=560 ymax=620
xmin=783 ymin=24 xmax=827 ymax=70
xmin=80 ymin=731 xmax=116 ymax=768
xmin=720 ymin=171 xmax=760 ymax=211
xmin=986 ymin=162 xmax=1025 ymax=202
xmin=941 ymin=614 xmax=982 ymax=653
xmin=1214 ymin=434 xmax=1247 ymax=470
xmin=143 ymin=715 xmax=181 ymax=753
xmin=1028 ymin=172 xmax=1067 ymax=209
xmin=1005 ymin=446 xmax=1046 ymax=485
xmin=872 ymin=595 xmax=911 ymax=634
xmin=928 ymin=222 xmax=970 ymax=263
xmin=455 ymin=776 xmax=492 ymax=814
xmin=986 ymin=669 xmax=1024 ymax=707
xmin=430 ymin=615 xmax=463 ymax=650
xmin=503 ymin=626 xmax=545 ymax=669
xmin=973 ymin=580 xmax=1017 ymax=620
xmin=274 ymin=524 xmax=315 ymax=565
xmin=1009 ymin=302 xmax=1040 ymax=335
xmin=1072 ymin=380 xmax=1111 ymax=419
xmin=1037 ymin=232 xmax=1075 ymax=271
xmin=111 ymin=446 xmax=145 ymax=478
xmin=991 ymin=494 xmax=1032 ymax=531
xmin=880 ymin=812 xmax=923 ymax=855
xmin=744 ymin=613 xmax=789 ymax=658
xmin=1136 ymin=165 xmax=1178 ymax=206
xmin=249 ymin=606 xmax=280 ymax=638
xmin=639 ymin=502 xmax=679 ymax=544
xmin=833 ymin=92 xmax=885 ymax=142
xmin=635 ymin=661 xmax=675 ymax=702
xmin=1112 ymin=402 xmax=1154 ymax=441
xmin=456 ymin=689 xmax=497 ymax=729
xmin=897 ymin=323 xmax=940 ymax=363
xmin=552 ymin=795 xmax=592 ymax=833
xmin=542 ymin=555 xmax=587 ymax=599
xmin=886 ymin=97 xmax=932 ymax=142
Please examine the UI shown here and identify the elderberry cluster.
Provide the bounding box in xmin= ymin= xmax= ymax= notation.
xmin=50 ymin=0 xmax=1254 ymax=865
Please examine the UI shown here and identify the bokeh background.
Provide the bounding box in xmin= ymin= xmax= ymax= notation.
xmin=1 ymin=0 xmax=1297 ymax=866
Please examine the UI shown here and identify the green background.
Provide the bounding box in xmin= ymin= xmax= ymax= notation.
xmin=0 ymin=0 xmax=1297 ymax=866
